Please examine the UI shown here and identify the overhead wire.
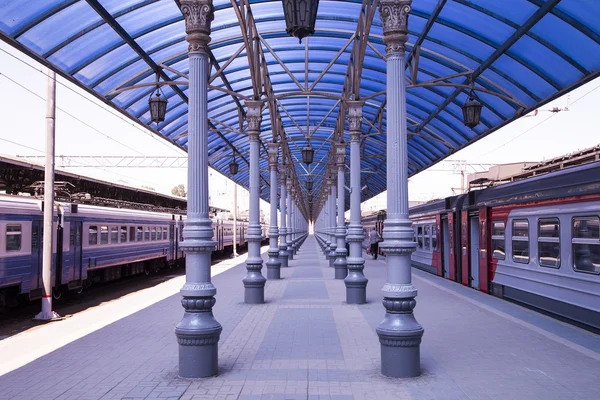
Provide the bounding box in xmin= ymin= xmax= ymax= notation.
xmin=480 ymin=82 xmax=600 ymax=157
xmin=0 ymin=46 xmax=186 ymax=156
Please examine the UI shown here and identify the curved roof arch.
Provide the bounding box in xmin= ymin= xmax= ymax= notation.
xmin=1 ymin=0 xmax=599 ymax=217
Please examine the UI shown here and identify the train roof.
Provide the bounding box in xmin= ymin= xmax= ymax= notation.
xmin=471 ymin=161 xmax=600 ymax=208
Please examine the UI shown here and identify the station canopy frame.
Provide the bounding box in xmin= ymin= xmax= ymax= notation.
xmin=1 ymin=0 xmax=599 ymax=214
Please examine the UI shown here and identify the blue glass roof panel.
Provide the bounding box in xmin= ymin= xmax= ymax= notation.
xmin=1 ymin=0 xmax=598 ymax=212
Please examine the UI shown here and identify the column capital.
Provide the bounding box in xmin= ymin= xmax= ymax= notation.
xmin=181 ymin=0 xmax=214 ymax=54
xmin=280 ymin=164 xmax=288 ymax=182
xmin=347 ymin=100 xmax=364 ymax=142
xmin=379 ymin=0 xmax=411 ymax=54
xmin=245 ymin=100 xmax=263 ymax=138
xmin=267 ymin=142 xmax=279 ymax=169
xmin=335 ymin=142 xmax=346 ymax=167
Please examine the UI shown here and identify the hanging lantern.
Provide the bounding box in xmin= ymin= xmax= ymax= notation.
xmin=229 ymin=158 xmax=239 ymax=176
xmin=302 ymin=145 xmax=314 ymax=166
xmin=149 ymin=90 xmax=167 ymax=124
xmin=282 ymin=0 xmax=319 ymax=43
xmin=462 ymin=94 xmax=482 ymax=129
xmin=306 ymin=176 xmax=313 ymax=191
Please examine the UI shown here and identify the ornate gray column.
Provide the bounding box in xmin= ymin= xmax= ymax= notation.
xmin=328 ymin=175 xmax=337 ymax=267
xmin=344 ymin=101 xmax=368 ymax=304
xmin=266 ymin=142 xmax=281 ymax=279
xmin=377 ymin=0 xmax=423 ymax=378
xmin=333 ymin=142 xmax=348 ymax=279
xmin=243 ymin=100 xmax=266 ymax=303
xmin=324 ymin=192 xmax=331 ymax=255
xmin=292 ymin=197 xmax=298 ymax=254
xmin=176 ymin=0 xmax=221 ymax=379
xmin=279 ymin=163 xmax=289 ymax=268
xmin=286 ymin=180 xmax=294 ymax=260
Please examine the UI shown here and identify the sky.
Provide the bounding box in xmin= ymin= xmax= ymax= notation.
xmin=1 ymin=40 xmax=599 ymax=219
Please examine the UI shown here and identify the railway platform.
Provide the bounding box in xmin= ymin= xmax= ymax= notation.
xmin=1 ymin=236 xmax=599 ymax=400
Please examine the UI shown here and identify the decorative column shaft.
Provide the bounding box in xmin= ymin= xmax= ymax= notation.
xmin=176 ymin=0 xmax=221 ymax=379
xmin=324 ymin=193 xmax=331 ymax=254
xmin=279 ymin=165 xmax=289 ymax=267
xmin=266 ymin=142 xmax=281 ymax=279
xmin=243 ymin=100 xmax=266 ymax=303
xmin=333 ymin=142 xmax=348 ymax=279
xmin=328 ymin=176 xmax=337 ymax=267
xmin=377 ymin=0 xmax=423 ymax=378
xmin=344 ymin=101 xmax=368 ymax=304
xmin=286 ymin=180 xmax=294 ymax=260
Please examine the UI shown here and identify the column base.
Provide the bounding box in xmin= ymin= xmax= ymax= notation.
xmin=287 ymin=247 xmax=294 ymax=260
xmin=279 ymin=248 xmax=289 ymax=268
xmin=328 ymin=249 xmax=336 ymax=267
xmin=243 ymin=275 xmax=266 ymax=304
xmin=346 ymin=285 xmax=367 ymax=304
xmin=333 ymin=255 xmax=347 ymax=279
xmin=175 ymin=309 xmax=222 ymax=378
xmin=266 ymin=257 xmax=281 ymax=279
xmin=376 ymin=302 xmax=424 ymax=378
xmin=244 ymin=285 xmax=265 ymax=304
xmin=344 ymin=271 xmax=368 ymax=304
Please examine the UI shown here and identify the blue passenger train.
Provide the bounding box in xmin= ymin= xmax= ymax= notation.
xmin=0 ymin=195 xmax=264 ymax=309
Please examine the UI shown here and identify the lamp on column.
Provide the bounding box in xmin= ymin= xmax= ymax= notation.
xmin=462 ymin=87 xmax=482 ymax=129
xmin=229 ymin=154 xmax=239 ymax=176
xmin=148 ymin=73 xmax=167 ymax=124
xmin=282 ymin=0 xmax=320 ymax=43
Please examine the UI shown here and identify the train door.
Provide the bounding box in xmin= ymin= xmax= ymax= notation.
xmin=70 ymin=220 xmax=83 ymax=282
xmin=169 ymin=221 xmax=175 ymax=261
xmin=469 ymin=216 xmax=480 ymax=290
xmin=448 ymin=213 xmax=456 ymax=281
xmin=31 ymin=219 xmax=42 ymax=292
xmin=478 ymin=208 xmax=489 ymax=293
xmin=434 ymin=215 xmax=442 ymax=276
xmin=460 ymin=210 xmax=469 ymax=286
xmin=442 ymin=218 xmax=450 ymax=279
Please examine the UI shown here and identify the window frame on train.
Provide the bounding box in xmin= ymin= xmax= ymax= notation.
xmin=100 ymin=226 xmax=109 ymax=245
xmin=6 ymin=224 xmax=22 ymax=252
xmin=512 ymin=219 xmax=529 ymax=264
xmin=538 ymin=218 xmax=560 ymax=269
xmin=571 ymin=216 xmax=600 ymax=275
xmin=491 ymin=220 xmax=505 ymax=260
xmin=89 ymin=225 xmax=98 ymax=245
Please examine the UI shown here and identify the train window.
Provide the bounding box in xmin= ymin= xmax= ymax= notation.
xmin=163 ymin=227 xmax=168 ymax=240
xmin=129 ymin=226 xmax=136 ymax=242
xmin=417 ymin=226 xmax=423 ymax=248
xmin=424 ymin=225 xmax=430 ymax=250
xmin=110 ymin=226 xmax=118 ymax=244
xmin=100 ymin=226 xmax=109 ymax=245
xmin=491 ymin=221 xmax=505 ymax=260
xmin=137 ymin=226 xmax=143 ymax=242
xmin=120 ymin=226 xmax=127 ymax=243
xmin=89 ymin=226 xmax=98 ymax=245
xmin=539 ymin=218 xmax=560 ymax=268
xmin=512 ymin=219 xmax=529 ymax=264
xmin=6 ymin=224 xmax=22 ymax=252
xmin=180 ymin=224 xmax=184 ymax=241
xmin=144 ymin=227 xmax=150 ymax=241
xmin=432 ymin=225 xmax=437 ymax=250
xmin=151 ymin=227 xmax=157 ymax=241
xmin=572 ymin=217 xmax=600 ymax=275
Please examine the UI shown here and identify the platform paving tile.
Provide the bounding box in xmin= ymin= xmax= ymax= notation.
xmin=2 ymin=237 xmax=600 ymax=399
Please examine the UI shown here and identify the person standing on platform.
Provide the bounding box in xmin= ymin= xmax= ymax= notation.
xmin=369 ymin=229 xmax=381 ymax=260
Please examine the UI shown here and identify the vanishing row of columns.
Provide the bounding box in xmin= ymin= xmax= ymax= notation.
xmin=176 ymin=0 xmax=422 ymax=381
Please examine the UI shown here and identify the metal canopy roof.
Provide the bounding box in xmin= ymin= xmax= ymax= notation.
xmin=1 ymin=0 xmax=599 ymax=217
